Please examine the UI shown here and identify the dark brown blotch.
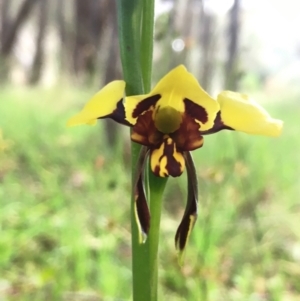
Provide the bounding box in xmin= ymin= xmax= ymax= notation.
xmin=171 ymin=113 xmax=204 ymax=151
xmin=184 ymin=98 xmax=208 ymax=124
xmin=151 ymin=138 xmax=184 ymax=178
xmin=164 ymin=141 xmax=183 ymax=177
xmin=98 ymin=98 xmax=131 ymax=126
xmin=200 ymin=111 xmax=234 ymax=135
xmin=131 ymin=110 xmax=163 ymax=146
xmin=132 ymin=94 xmax=161 ymax=118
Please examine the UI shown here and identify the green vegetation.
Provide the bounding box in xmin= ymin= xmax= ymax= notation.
xmin=0 ymin=86 xmax=298 ymax=300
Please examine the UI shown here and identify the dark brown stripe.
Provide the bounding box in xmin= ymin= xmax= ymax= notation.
xmin=184 ymin=98 xmax=208 ymax=124
xmin=132 ymin=94 xmax=161 ymax=118
xmin=110 ymin=99 xmax=132 ymax=126
xmin=200 ymin=111 xmax=234 ymax=135
xmin=164 ymin=141 xmax=183 ymax=177
xmin=97 ymin=99 xmax=131 ymax=126
xmin=150 ymin=138 xmax=184 ymax=177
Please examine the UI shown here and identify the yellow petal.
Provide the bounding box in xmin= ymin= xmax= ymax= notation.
xmin=67 ymin=80 xmax=126 ymax=126
xmin=218 ymin=91 xmax=283 ymax=136
xmin=125 ymin=65 xmax=219 ymax=130
xmin=154 ymin=65 xmax=219 ymax=130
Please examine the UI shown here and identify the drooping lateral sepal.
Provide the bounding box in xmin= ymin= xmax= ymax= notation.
xmin=217 ymin=91 xmax=283 ymax=136
xmin=175 ymin=151 xmax=198 ymax=264
xmin=133 ymin=147 xmax=151 ymax=243
xmin=67 ymin=80 xmax=131 ymax=127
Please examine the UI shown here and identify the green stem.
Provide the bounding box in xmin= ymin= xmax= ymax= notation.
xmin=116 ymin=0 xmax=144 ymax=95
xmin=146 ymin=172 xmax=168 ymax=300
xmin=116 ymin=1 xmax=165 ymax=301
xmin=140 ymin=0 xmax=155 ymax=92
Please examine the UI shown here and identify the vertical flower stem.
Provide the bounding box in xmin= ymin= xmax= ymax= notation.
xmin=116 ymin=1 xmax=146 ymax=300
xmin=116 ymin=0 xmax=144 ymax=95
xmin=140 ymin=1 xmax=169 ymax=300
xmin=140 ymin=0 xmax=155 ymax=92
xmin=116 ymin=0 xmax=166 ymax=300
xmin=140 ymin=5 xmax=168 ymax=297
xmin=146 ymin=172 xmax=167 ymax=300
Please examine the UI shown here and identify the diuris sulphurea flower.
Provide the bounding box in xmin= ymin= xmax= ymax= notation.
xmin=67 ymin=65 xmax=283 ymax=255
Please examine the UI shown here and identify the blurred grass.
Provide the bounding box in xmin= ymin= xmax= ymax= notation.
xmin=0 ymin=86 xmax=299 ymax=301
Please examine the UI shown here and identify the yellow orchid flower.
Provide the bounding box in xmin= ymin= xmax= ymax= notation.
xmin=67 ymin=65 xmax=283 ymax=254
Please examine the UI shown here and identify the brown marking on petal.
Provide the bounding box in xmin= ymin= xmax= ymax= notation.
xmin=171 ymin=113 xmax=204 ymax=151
xmin=111 ymin=99 xmax=132 ymax=126
xmin=200 ymin=111 xmax=234 ymax=135
xmin=98 ymin=99 xmax=132 ymax=126
xmin=154 ymin=165 xmax=161 ymax=177
xmin=150 ymin=137 xmax=185 ymax=178
xmin=132 ymin=94 xmax=161 ymax=118
xmin=184 ymin=98 xmax=208 ymax=124
xmin=164 ymin=138 xmax=184 ymax=177
xmin=131 ymin=110 xmax=163 ymax=146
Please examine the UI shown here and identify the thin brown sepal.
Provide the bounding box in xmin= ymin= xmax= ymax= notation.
xmin=133 ymin=146 xmax=151 ymax=243
xmin=175 ymin=151 xmax=198 ymax=263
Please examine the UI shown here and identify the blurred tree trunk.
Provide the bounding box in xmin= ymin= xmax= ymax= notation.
xmin=199 ymin=1 xmax=216 ymax=92
xmin=0 ymin=0 xmax=10 ymax=79
xmin=72 ymin=0 xmax=119 ymax=146
xmin=102 ymin=0 xmax=121 ymax=147
xmin=0 ymin=0 xmax=38 ymax=81
xmin=73 ymin=0 xmax=105 ymax=82
xmin=56 ymin=0 xmax=69 ymax=74
xmin=73 ymin=0 xmax=90 ymax=77
xmin=225 ymin=0 xmax=241 ymax=90
xmin=28 ymin=0 xmax=48 ymax=85
xmin=0 ymin=0 xmax=10 ymax=48
xmin=1 ymin=0 xmax=39 ymax=56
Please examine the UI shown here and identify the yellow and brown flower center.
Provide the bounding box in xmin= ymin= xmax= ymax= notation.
xmin=131 ymin=109 xmax=204 ymax=177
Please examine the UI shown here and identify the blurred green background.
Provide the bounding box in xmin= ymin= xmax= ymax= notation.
xmin=0 ymin=0 xmax=299 ymax=300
